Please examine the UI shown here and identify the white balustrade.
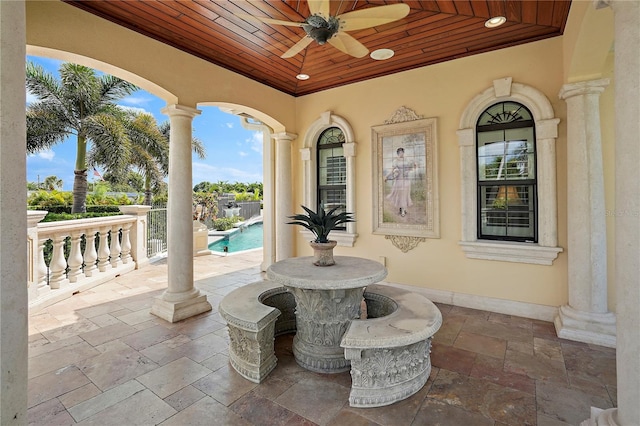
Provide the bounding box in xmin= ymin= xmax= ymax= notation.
xmin=97 ymin=226 xmax=110 ymax=273
xmin=83 ymin=231 xmax=98 ymax=277
xmin=27 ymin=207 xmax=150 ymax=312
xmin=109 ymin=225 xmax=123 ymax=269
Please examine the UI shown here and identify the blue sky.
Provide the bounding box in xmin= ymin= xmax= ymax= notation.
xmin=26 ymin=56 xmax=264 ymax=191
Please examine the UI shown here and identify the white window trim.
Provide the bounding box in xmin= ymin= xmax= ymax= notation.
xmin=300 ymin=111 xmax=357 ymax=246
xmin=457 ymin=77 xmax=563 ymax=265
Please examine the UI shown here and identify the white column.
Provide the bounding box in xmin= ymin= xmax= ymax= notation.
xmin=241 ymin=118 xmax=275 ymax=271
xmin=582 ymin=2 xmax=640 ymax=425
xmin=609 ymin=1 xmax=639 ymax=424
xmin=151 ymin=104 xmax=212 ymax=323
xmin=0 ymin=1 xmax=28 ymax=423
xmin=273 ymin=132 xmax=297 ymax=261
xmin=556 ymin=79 xmax=616 ymax=348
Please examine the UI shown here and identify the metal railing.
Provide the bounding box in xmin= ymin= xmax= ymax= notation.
xmin=147 ymin=204 xmax=168 ymax=257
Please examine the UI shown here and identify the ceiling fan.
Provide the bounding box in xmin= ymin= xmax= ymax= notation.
xmin=236 ymin=1 xmax=410 ymax=59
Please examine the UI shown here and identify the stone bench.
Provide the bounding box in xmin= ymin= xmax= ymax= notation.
xmin=340 ymin=284 xmax=442 ymax=408
xmin=218 ymin=280 xmax=296 ymax=383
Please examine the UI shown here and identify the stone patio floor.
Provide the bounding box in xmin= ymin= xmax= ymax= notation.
xmin=27 ymin=250 xmax=617 ymax=425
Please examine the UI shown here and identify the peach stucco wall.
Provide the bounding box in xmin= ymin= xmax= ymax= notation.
xmin=25 ymin=1 xmax=615 ymax=311
xmin=293 ymin=38 xmax=570 ymax=308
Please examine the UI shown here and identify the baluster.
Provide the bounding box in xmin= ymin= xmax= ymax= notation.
xmin=37 ymin=238 xmax=49 ymax=291
xmin=67 ymin=231 xmax=83 ymax=283
xmin=49 ymin=234 xmax=68 ymax=289
xmin=110 ymin=225 xmax=122 ymax=268
xmin=120 ymin=223 xmax=132 ymax=264
xmin=83 ymin=231 xmax=98 ymax=277
xmin=97 ymin=227 xmax=110 ymax=272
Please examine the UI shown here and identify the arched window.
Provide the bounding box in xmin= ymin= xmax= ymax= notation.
xmin=457 ymin=77 xmax=562 ymax=265
xmin=301 ymin=112 xmax=357 ymax=246
xmin=476 ymin=101 xmax=537 ymax=242
xmin=317 ymin=127 xmax=347 ymax=227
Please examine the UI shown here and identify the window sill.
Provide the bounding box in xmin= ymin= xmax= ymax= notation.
xmin=299 ymin=230 xmax=358 ymax=247
xmin=459 ymin=240 xmax=562 ymax=265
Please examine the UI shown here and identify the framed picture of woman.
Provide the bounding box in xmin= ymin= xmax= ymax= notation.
xmin=372 ymin=115 xmax=439 ymax=238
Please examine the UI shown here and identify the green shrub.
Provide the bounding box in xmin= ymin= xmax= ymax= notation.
xmin=42 ymin=212 xmax=123 ymax=223
xmin=87 ymin=205 xmax=122 ymax=214
xmin=213 ymin=218 xmax=236 ymax=231
xmin=27 ymin=190 xmax=72 ymax=208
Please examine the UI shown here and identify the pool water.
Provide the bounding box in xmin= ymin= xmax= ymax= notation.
xmin=208 ymin=223 xmax=263 ymax=253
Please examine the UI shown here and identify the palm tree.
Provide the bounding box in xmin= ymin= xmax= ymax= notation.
xmin=137 ymin=120 xmax=205 ymax=206
xmin=26 ymin=61 xmax=139 ymax=213
xmin=90 ymin=113 xmax=206 ymax=206
xmin=43 ymin=175 xmax=63 ymax=191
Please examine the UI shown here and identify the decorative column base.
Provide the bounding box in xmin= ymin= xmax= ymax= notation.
xmin=288 ymin=286 xmax=364 ymax=373
xmin=580 ymin=407 xmax=619 ymax=426
xmin=151 ymin=292 xmax=212 ymax=323
xmin=554 ymin=305 xmax=616 ymax=348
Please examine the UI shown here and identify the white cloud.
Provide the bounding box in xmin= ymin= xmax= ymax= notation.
xmin=26 ymin=89 xmax=38 ymax=105
xmin=249 ymin=131 xmax=263 ymax=154
xmin=38 ymin=150 xmax=55 ymax=161
xmin=121 ymin=95 xmax=151 ymax=106
xmin=238 ymin=151 xmax=248 ymax=157
xmin=225 ymin=122 xmax=234 ymax=129
xmin=118 ymin=105 xmax=151 ymax=115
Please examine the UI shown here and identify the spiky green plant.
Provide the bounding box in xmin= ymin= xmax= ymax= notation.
xmin=287 ymin=205 xmax=355 ymax=243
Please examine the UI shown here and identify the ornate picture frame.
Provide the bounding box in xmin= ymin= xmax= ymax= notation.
xmin=372 ymin=107 xmax=439 ymax=240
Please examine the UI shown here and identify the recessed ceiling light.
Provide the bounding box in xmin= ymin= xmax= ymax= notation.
xmin=485 ymin=16 xmax=506 ymax=28
xmin=370 ymin=49 xmax=395 ymax=61
xmin=296 ymin=74 xmax=310 ymax=80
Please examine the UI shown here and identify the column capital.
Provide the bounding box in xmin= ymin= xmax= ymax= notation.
xmin=272 ymin=132 xmax=297 ymax=142
xmin=559 ymin=79 xmax=610 ymax=100
xmin=161 ymin=104 xmax=201 ymax=119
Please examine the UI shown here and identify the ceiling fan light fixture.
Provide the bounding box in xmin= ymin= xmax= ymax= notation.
xmin=485 ymin=16 xmax=506 ymax=28
xmin=303 ymin=15 xmax=340 ymax=45
xmin=307 ymin=27 xmax=333 ymax=44
xmin=370 ymin=49 xmax=395 ymax=60
xmin=296 ymin=74 xmax=310 ymax=80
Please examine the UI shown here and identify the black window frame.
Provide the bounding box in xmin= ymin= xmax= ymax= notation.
xmin=476 ymin=102 xmax=538 ymax=243
xmin=316 ymin=127 xmax=347 ymax=230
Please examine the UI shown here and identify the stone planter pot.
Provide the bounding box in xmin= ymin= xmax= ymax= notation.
xmin=309 ymin=240 xmax=337 ymax=266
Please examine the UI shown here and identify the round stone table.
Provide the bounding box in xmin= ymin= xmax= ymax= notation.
xmin=267 ymin=256 xmax=388 ymax=373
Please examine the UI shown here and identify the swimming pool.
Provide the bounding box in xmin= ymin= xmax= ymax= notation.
xmin=208 ymin=222 xmax=263 ymax=253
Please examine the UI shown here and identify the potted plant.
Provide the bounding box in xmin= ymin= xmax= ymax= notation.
xmin=287 ymin=204 xmax=355 ymax=266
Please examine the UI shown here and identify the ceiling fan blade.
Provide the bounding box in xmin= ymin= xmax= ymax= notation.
xmin=328 ymin=33 xmax=369 ymax=58
xmin=308 ymin=0 xmax=330 ymax=17
xmin=338 ymin=3 xmax=410 ymax=32
xmin=281 ymin=36 xmax=313 ymax=58
xmin=235 ymin=13 xmax=304 ymax=28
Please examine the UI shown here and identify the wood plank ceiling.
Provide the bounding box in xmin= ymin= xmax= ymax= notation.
xmin=64 ymin=0 xmax=572 ymax=97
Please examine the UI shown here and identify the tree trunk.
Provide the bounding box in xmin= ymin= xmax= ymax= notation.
xmin=144 ymin=189 xmax=153 ymax=206
xmin=72 ymin=169 xmax=88 ymax=213
xmin=144 ymin=173 xmax=152 ymax=205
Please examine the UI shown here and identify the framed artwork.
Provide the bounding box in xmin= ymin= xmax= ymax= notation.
xmin=372 ymin=108 xmax=439 ymax=239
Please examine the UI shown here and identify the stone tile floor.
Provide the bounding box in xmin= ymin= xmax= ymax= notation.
xmin=28 ymin=250 xmax=617 ymax=425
